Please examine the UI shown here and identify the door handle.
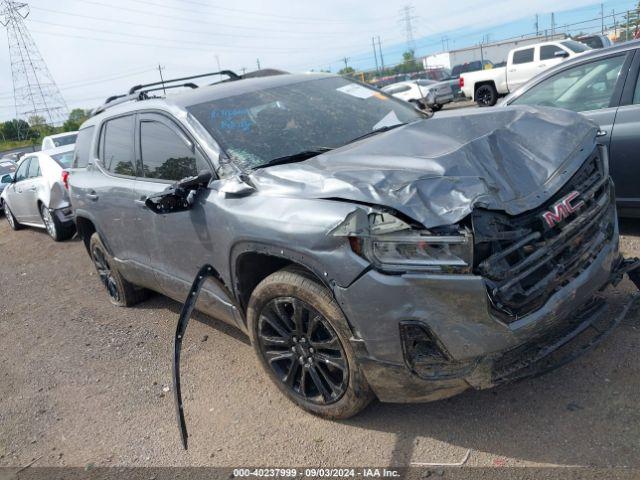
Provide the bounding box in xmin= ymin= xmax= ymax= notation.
xmin=538 ymin=64 xmax=546 ymax=67
xmin=596 ymin=129 xmax=608 ymax=137
xmin=87 ymin=191 xmax=99 ymax=201
xmin=29 ymin=186 xmax=36 ymax=191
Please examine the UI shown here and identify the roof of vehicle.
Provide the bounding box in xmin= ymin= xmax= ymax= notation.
xmin=381 ymin=80 xmax=415 ymax=89
xmin=38 ymin=144 xmax=76 ymax=157
xmin=42 ymin=131 xmax=78 ymax=140
xmin=86 ymin=72 xmax=335 ymax=124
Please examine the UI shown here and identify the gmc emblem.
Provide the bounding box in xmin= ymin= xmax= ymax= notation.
xmin=541 ymin=191 xmax=585 ymax=228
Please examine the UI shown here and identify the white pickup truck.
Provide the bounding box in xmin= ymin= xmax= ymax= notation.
xmin=460 ymin=39 xmax=590 ymax=106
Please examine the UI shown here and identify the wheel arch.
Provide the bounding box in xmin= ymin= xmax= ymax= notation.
xmin=75 ymin=213 xmax=100 ymax=254
xmin=231 ymin=246 xmax=331 ymax=319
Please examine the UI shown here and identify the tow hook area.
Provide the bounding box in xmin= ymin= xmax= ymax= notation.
xmin=610 ymin=257 xmax=640 ymax=289
xmin=172 ymin=264 xmax=219 ymax=450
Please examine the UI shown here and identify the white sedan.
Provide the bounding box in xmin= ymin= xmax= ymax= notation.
xmin=1 ymin=145 xmax=76 ymax=241
xmin=41 ymin=131 xmax=78 ymax=150
xmin=382 ymin=79 xmax=454 ymax=111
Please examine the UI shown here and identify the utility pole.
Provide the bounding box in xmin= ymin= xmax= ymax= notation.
xmin=377 ymin=36 xmax=385 ymax=71
xmin=371 ymin=37 xmax=379 ymax=73
xmin=342 ymin=57 xmax=350 ymax=70
xmin=601 ymin=3 xmax=604 ymax=34
xmin=534 ymin=14 xmax=539 ymax=35
xmin=551 ymin=12 xmax=555 ymax=37
xmin=157 ymin=64 xmax=166 ymax=95
xmin=256 ymin=58 xmax=261 ymax=70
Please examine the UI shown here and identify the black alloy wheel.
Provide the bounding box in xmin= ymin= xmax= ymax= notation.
xmin=91 ymin=244 xmax=120 ymax=303
xmin=475 ymin=84 xmax=497 ymax=107
xmin=256 ymin=296 xmax=349 ymax=405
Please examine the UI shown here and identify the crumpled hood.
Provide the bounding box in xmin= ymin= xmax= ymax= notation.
xmin=250 ymin=105 xmax=598 ymax=228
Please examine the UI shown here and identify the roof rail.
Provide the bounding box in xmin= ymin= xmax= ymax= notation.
xmin=128 ymin=70 xmax=240 ymax=94
xmin=90 ymin=70 xmax=240 ymax=117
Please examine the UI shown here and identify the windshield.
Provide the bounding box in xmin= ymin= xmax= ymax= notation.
xmin=187 ymin=76 xmax=423 ymax=169
xmin=561 ymin=40 xmax=591 ymax=53
xmin=51 ymin=151 xmax=75 ymax=168
xmin=52 ymin=134 xmax=77 ymax=147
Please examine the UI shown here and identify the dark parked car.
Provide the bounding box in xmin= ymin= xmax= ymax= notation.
xmin=502 ymin=39 xmax=640 ymax=216
xmin=69 ymin=71 xmax=637 ymax=420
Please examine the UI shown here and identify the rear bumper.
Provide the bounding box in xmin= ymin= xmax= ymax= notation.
xmin=335 ymin=210 xmax=630 ymax=403
xmin=52 ymin=205 xmax=75 ymax=226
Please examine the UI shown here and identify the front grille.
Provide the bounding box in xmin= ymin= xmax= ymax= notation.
xmin=472 ymin=149 xmax=614 ymax=322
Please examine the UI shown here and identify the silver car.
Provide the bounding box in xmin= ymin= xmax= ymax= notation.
xmin=1 ymin=145 xmax=76 ymax=241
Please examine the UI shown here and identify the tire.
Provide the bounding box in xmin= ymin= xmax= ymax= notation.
xmin=40 ymin=203 xmax=75 ymax=241
xmin=89 ymin=232 xmax=149 ymax=307
xmin=475 ymin=83 xmax=498 ymax=107
xmin=247 ymin=268 xmax=374 ymax=419
xmin=430 ymin=104 xmax=442 ymax=112
xmin=4 ymin=204 xmax=23 ymax=230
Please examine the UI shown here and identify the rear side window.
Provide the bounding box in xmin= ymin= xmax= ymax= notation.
xmin=140 ymin=120 xmax=206 ymax=181
xmin=100 ymin=116 xmax=136 ymax=176
xmin=73 ymin=126 xmax=95 ymax=168
xmin=540 ymin=45 xmax=566 ymax=60
xmin=513 ymin=48 xmax=534 ymax=64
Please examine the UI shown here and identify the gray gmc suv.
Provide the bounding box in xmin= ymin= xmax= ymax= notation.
xmin=68 ymin=71 xmax=639 ymax=420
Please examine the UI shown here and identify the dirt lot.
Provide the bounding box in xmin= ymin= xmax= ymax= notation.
xmin=0 ymin=217 xmax=639 ymax=470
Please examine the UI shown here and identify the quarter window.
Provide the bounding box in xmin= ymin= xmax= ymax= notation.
xmin=511 ymin=54 xmax=626 ymax=112
xmin=73 ymin=126 xmax=95 ymax=168
xmin=512 ymin=48 xmax=534 ymax=64
xmin=140 ymin=120 xmax=207 ymax=181
xmin=100 ymin=115 xmax=136 ymax=176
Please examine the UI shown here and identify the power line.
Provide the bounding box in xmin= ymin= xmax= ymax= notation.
xmin=126 ymin=0 xmax=394 ymax=25
xmin=29 ymin=0 xmax=400 ymax=37
xmin=29 ymin=5 xmax=391 ymax=40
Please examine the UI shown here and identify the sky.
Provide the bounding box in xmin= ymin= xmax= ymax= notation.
xmin=0 ymin=0 xmax=639 ymax=122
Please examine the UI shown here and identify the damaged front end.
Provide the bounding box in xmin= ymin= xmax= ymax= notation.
xmin=330 ymin=145 xmax=640 ymax=404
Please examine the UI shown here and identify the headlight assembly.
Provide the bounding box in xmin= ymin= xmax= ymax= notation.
xmin=347 ymin=212 xmax=473 ymax=274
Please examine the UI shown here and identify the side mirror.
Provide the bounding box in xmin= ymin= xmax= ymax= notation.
xmin=1 ymin=174 xmax=13 ymax=184
xmin=554 ymin=50 xmax=569 ymax=58
xmin=145 ymin=170 xmax=213 ymax=214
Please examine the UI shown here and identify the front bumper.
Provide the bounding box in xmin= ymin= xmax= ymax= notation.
xmin=334 ymin=212 xmax=635 ymax=403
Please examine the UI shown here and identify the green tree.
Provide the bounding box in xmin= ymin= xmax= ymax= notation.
xmin=395 ymin=49 xmax=421 ymax=74
xmin=28 ymin=114 xmax=54 ymax=138
xmin=1 ymin=119 xmax=33 ymax=141
xmin=338 ymin=66 xmax=356 ymax=76
xmin=62 ymin=108 xmax=90 ymax=131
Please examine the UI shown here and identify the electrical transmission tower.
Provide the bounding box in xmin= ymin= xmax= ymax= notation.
xmin=1 ymin=1 xmax=68 ymax=130
xmin=399 ymin=4 xmax=418 ymax=51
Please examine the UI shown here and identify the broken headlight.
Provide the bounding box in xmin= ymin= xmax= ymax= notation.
xmin=349 ymin=213 xmax=473 ymax=274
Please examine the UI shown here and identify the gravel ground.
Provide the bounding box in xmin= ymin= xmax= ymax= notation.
xmin=0 ymin=217 xmax=639 ymax=470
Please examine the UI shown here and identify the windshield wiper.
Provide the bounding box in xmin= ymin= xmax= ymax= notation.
xmin=344 ymin=122 xmax=408 ymax=146
xmin=254 ymin=147 xmax=333 ymax=170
